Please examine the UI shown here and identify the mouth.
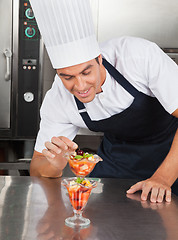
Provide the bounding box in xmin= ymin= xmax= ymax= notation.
xmin=76 ymin=88 xmax=91 ymax=98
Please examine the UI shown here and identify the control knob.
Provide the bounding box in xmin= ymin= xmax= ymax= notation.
xmin=25 ymin=26 xmax=36 ymax=38
xmin=25 ymin=8 xmax=34 ymax=19
xmin=24 ymin=92 xmax=34 ymax=102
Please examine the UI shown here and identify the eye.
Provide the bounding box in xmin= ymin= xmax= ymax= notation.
xmin=64 ymin=76 xmax=74 ymax=80
xmin=82 ymin=71 xmax=91 ymax=76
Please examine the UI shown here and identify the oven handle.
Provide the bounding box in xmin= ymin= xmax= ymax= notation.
xmin=3 ymin=49 xmax=12 ymax=81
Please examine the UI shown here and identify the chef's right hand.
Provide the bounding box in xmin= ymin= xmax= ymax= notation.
xmin=42 ymin=136 xmax=78 ymax=170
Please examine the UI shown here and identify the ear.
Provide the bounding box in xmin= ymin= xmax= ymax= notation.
xmin=98 ymin=54 xmax=102 ymax=65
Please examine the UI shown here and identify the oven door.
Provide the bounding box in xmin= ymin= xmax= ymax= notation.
xmin=0 ymin=0 xmax=12 ymax=130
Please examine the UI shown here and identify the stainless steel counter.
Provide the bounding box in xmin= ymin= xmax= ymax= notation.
xmin=0 ymin=176 xmax=178 ymax=240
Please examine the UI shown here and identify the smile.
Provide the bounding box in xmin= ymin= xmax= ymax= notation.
xmin=79 ymin=89 xmax=89 ymax=94
xmin=77 ymin=88 xmax=90 ymax=97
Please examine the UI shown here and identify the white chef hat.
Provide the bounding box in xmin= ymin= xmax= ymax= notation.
xmin=30 ymin=0 xmax=100 ymax=69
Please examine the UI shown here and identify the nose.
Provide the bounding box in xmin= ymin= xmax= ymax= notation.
xmin=75 ymin=76 xmax=86 ymax=90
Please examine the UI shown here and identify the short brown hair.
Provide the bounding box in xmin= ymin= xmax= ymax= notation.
xmin=95 ymin=56 xmax=100 ymax=64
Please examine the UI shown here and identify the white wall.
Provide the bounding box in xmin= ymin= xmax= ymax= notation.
xmin=91 ymin=0 xmax=178 ymax=48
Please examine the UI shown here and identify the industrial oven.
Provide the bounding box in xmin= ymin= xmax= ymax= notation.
xmin=0 ymin=0 xmax=43 ymax=139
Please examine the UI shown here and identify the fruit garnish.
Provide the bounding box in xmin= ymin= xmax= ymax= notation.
xmin=76 ymin=149 xmax=84 ymax=156
xmin=81 ymin=179 xmax=92 ymax=187
xmin=75 ymin=177 xmax=84 ymax=184
xmin=69 ymin=180 xmax=77 ymax=186
xmin=73 ymin=150 xmax=94 ymax=160
xmin=74 ymin=177 xmax=92 ymax=187
xmin=74 ymin=155 xmax=83 ymax=160
xmin=83 ymin=153 xmax=93 ymax=158
xmin=69 ymin=184 xmax=80 ymax=191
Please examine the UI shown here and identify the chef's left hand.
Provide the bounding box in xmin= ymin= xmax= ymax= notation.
xmin=126 ymin=176 xmax=172 ymax=203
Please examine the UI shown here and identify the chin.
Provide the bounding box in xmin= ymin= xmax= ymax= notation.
xmin=76 ymin=95 xmax=95 ymax=103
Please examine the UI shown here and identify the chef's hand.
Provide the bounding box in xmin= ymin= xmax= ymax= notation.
xmin=126 ymin=192 xmax=170 ymax=211
xmin=42 ymin=136 xmax=78 ymax=170
xmin=126 ymin=176 xmax=172 ymax=203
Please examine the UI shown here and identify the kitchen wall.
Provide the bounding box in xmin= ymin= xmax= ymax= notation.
xmin=91 ymin=0 xmax=178 ymax=47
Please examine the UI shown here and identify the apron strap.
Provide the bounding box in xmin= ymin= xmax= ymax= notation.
xmin=74 ymin=96 xmax=92 ymax=125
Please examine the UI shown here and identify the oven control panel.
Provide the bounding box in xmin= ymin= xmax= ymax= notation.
xmin=17 ymin=0 xmax=41 ymax=138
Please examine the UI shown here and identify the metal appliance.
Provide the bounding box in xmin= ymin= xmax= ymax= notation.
xmin=0 ymin=0 xmax=43 ymax=139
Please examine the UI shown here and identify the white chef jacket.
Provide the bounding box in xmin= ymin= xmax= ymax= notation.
xmin=35 ymin=36 xmax=178 ymax=153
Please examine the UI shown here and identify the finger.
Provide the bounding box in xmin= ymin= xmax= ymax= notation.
xmin=150 ymin=187 xmax=159 ymax=203
xmin=42 ymin=148 xmax=55 ymax=159
xmin=45 ymin=141 xmax=62 ymax=155
xmin=126 ymin=192 xmax=141 ymax=201
xmin=157 ymin=188 xmax=165 ymax=203
xmin=51 ymin=136 xmax=78 ymax=151
xmin=59 ymin=136 xmax=78 ymax=150
xmin=141 ymin=183 xmax=152 ymax=201
xmin=51 ymin=136 xmax=68 ymax=151
xmin=165 ymin=189 xmax=172 ymax=202
xmin=126 ymin=181 xmax=144 ymax=194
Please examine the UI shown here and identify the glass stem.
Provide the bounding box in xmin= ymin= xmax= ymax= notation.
xmin=73 ymin=209 xmax=83 ymax=218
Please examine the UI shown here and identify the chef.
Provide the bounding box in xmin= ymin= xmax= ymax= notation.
xmin=30 ymin=0 xmax=178 ymax=202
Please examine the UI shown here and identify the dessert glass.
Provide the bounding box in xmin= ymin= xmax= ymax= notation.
xmin=62 ymin=177 xmax=97 ymax=228
xmin=67 ymin=153 xmax=102 ymax=177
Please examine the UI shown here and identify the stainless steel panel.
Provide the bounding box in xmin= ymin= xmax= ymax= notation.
xmin=96 ymin=0 xmax=178 ymax=47
xmin=0 ymin=0 xmax=12 ymax=128
xmin=0 ymin=176 xmax=178 ymax=240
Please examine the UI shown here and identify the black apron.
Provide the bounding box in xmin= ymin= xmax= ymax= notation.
xmin=74 ymin=59 xmax=178 ymax=194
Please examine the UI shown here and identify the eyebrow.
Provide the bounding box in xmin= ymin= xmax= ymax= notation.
xmin=58 ymin=64 xmax=93 ymax=77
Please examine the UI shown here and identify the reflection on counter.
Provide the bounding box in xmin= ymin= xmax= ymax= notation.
xmin=0 ymin=177 xmax=178 ymax=239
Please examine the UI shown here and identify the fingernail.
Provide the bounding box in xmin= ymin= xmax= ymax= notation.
xmin=73 ymin=143 xmax=78 ymax=149
xmin=51 ymin=154 xmax=55 ymax=158
xmin=57 ymin=149 xmax=61 ymax=154
xmin=64 ymin=146 xmax=68 ymax=150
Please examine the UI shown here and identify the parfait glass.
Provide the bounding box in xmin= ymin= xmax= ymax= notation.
xmin=62 ymin=177 xmax=97 ymax=228
xmin=66 ymin=152 xmax=102 ymax=177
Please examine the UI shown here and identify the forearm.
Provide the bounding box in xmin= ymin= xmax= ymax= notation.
xmin=152 ymin=128 xmax=178 ymax=186
xmin=30 ymin=152 xmax=62 ymax=178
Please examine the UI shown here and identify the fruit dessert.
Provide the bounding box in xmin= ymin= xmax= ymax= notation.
xmin=65 ymin=177 xmax=96 ymax=211
xmin=68 ymin=149 xmax=102 ymax=177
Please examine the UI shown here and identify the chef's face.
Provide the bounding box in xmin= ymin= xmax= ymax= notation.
xmin=56 ymin=55 xmax=106 ymax=103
